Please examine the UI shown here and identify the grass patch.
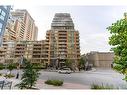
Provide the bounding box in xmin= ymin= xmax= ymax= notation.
xmin=45 ymin=79 xmax=63 ymax=86
xmin=4 ymin=74 xmax=15 ymax=78
xmin=91 ymin=84 xmax=114 ymax=89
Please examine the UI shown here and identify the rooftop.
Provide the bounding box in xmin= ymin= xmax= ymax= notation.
xmin=51 ymin=13 xmax=74 ymax=27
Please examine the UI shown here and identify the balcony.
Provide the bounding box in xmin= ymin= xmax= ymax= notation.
xmin=15 ymin=49 xmax=25 ymax=51
xmin=32 ymin=55 xmax=41 ymax=58
xmin=58 ymin=45 xmax=67 ymax=47
xmin=58 ymin=34 xmax=67 ymax=36
xmin=46 ymin=36 xmax=49 ymax=39
xmin=32 ymin=52 xmax=41 ymax=54
xmin=58 ymin=31 xmax=67 ymax=34
xmin=58 ymin=49 xmax=67 ymax=52
xmin=58 ymin=37 xmax=67 ymax=39
xmin=58 ymin=41 xmax=67 ymax=44
xmin=33 ymin=48 xmax=41 ymax=51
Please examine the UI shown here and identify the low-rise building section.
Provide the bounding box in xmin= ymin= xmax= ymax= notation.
xmin=86 ymin=51 xmax=114 ymax=68
xmin=0 ymin=40 xmax=48 ymax=67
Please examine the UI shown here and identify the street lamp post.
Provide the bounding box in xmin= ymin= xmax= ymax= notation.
xmin=16 ymin=55 xmax=23 ymax=79
xmin=54 ymin=56 xmax=59 ymax=70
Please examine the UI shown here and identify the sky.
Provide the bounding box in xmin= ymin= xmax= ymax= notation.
xmin=13 ymin=6 xmax=127 ymax=54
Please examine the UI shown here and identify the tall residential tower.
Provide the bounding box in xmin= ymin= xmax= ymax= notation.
xmin=11 ymin=9 xmax=38 ymax=41
xmin=46 ymin=13 xmax=80 ymax=69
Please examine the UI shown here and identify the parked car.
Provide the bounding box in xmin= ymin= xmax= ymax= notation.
xmin=58 ymin=68 xmax=72 ymax=74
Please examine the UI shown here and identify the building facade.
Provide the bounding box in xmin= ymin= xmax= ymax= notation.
xmin=0 ymin=13 xmax=80 ymax=70
xmin=86 ymin=51 xmax=114 ymax=68
xmin=0 ymin=40 xmax=48 ymax=67
xmin=11 ymin=9 xmax=38 ymax=41
xmin=46 ymin=13 xmax=80 ymax=69
xmin=0 ymin=6 xmax=11 ymax=46
xmin=3 ymin=16 xmax=17 ymax=42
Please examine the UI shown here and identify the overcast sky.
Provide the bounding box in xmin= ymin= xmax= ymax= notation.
xmin=13 ymin=6 xmax=127 ymax=54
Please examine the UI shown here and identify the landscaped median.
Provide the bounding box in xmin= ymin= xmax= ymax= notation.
xmin=36 ymin=79 xmax=90 ymax=89
xmin=91 ymin=84 xmax=114 ymax=89
xmin=45 ymin=79 xmax=63 ymax=86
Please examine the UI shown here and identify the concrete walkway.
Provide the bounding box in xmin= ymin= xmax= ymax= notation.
xmin=36 ymin=79 xmax=90 ymax=89
xmin=0 ymin=76 xmax=90 ymax=89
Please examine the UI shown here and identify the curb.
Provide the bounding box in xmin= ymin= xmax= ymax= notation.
xmin=44 ymin=68 xmax=97 ymax=73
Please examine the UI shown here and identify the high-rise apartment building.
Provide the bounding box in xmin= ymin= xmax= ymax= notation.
xmin=0 ymin=12 xmax=80 ymax=70
xmin=32 ymin=26 xmax=38 ymax=41
xmin=11 ymin=9 xmax=38 ymax=41
xmin=3 ymin=16 xmax=17 ymax=42
xmin=46 ymin=13 xmax=80 ymax=69
xmin=0 ymin=6 xmax=11 ymax=46
xmin=13 ymin=18 xmax=25 ymax=41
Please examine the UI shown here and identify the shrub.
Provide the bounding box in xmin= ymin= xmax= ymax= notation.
xmin=7 ymin=63 xmax=17 ymax=70
xmin=16 ymin=58 xmax=40 ymax=89
xmin=91 ymin=84 xmax=113 ymax=89
xmin=0 ymin=73 xmax=2 ymax=76
xmin=45 ymin=79 xmax=63 ymax=86
xmin=0 ymin=64 xmax=5 ymax=70
xmin=32 ymin=63 xmax=46 ymax=69
xmin=4 ymin=74 xmax=15 ymax=78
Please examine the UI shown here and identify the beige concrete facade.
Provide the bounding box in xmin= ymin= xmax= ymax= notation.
xmin=11 ymin=9 xmax=38 ymax=41
xmin=3 ymin=17 xmax=26 ymax=42
xmin=0 ymin=41 xmax=48 ymax=67
xmin=32 ymin=26 xmax=38 ymax=41
xmin=86 ymin=51 xmax=114 ymax=68
xmin=46 ymin=13 xmax=80 ymax=68
xmin=0 ymin=13 xmax=80 ymax=69
xmin=14 ymin=18 xmax=25 ymax=41
xmin=3 ymin=18 xmax=16 ymax=42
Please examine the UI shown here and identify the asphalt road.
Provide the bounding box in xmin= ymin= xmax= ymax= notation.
xmin=39 ymin=68 xmax=127 ymax=88
xmin=0 ymin=68 xmax=127 ymax=88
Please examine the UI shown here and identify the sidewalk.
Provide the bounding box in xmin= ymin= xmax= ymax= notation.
xmin=36 ymin=79 xmax=90 ymax=89
xmin=0 ymin=76 xmax=90 ymax=89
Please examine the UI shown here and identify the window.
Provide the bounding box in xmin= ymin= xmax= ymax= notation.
xmin=0 ymin=15 xmax=4 ymax=20
xmin=3 ymin=6 xmax=8 ymax=10
xmin=1 ymin=11 xmax=6 ymax=16
xmin=0 ymin=23 xmax=2 ymax=28
xmin=0 ymin=29 xmax=1 ymax=33
xmin=0 ymin=10 xmax=6 ymax=20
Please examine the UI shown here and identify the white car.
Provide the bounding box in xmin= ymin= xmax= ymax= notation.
xmin=58 ymin=68 xmax=72 ymax=74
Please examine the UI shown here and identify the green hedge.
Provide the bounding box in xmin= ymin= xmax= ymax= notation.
xmin=0 ymin=73 xmax=2 ymax=76
xmin=7 ymin=63 xmax=17 ymax=69
xmin=45 ymin=79 xmax=63 ymax=86
xmin=91 ymin=84 xmax=113 ymax=89
xmin=0 ymin=64 xmax=5 ymax=70
xmin=4 ymin=74 xmax=15 ymax=78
